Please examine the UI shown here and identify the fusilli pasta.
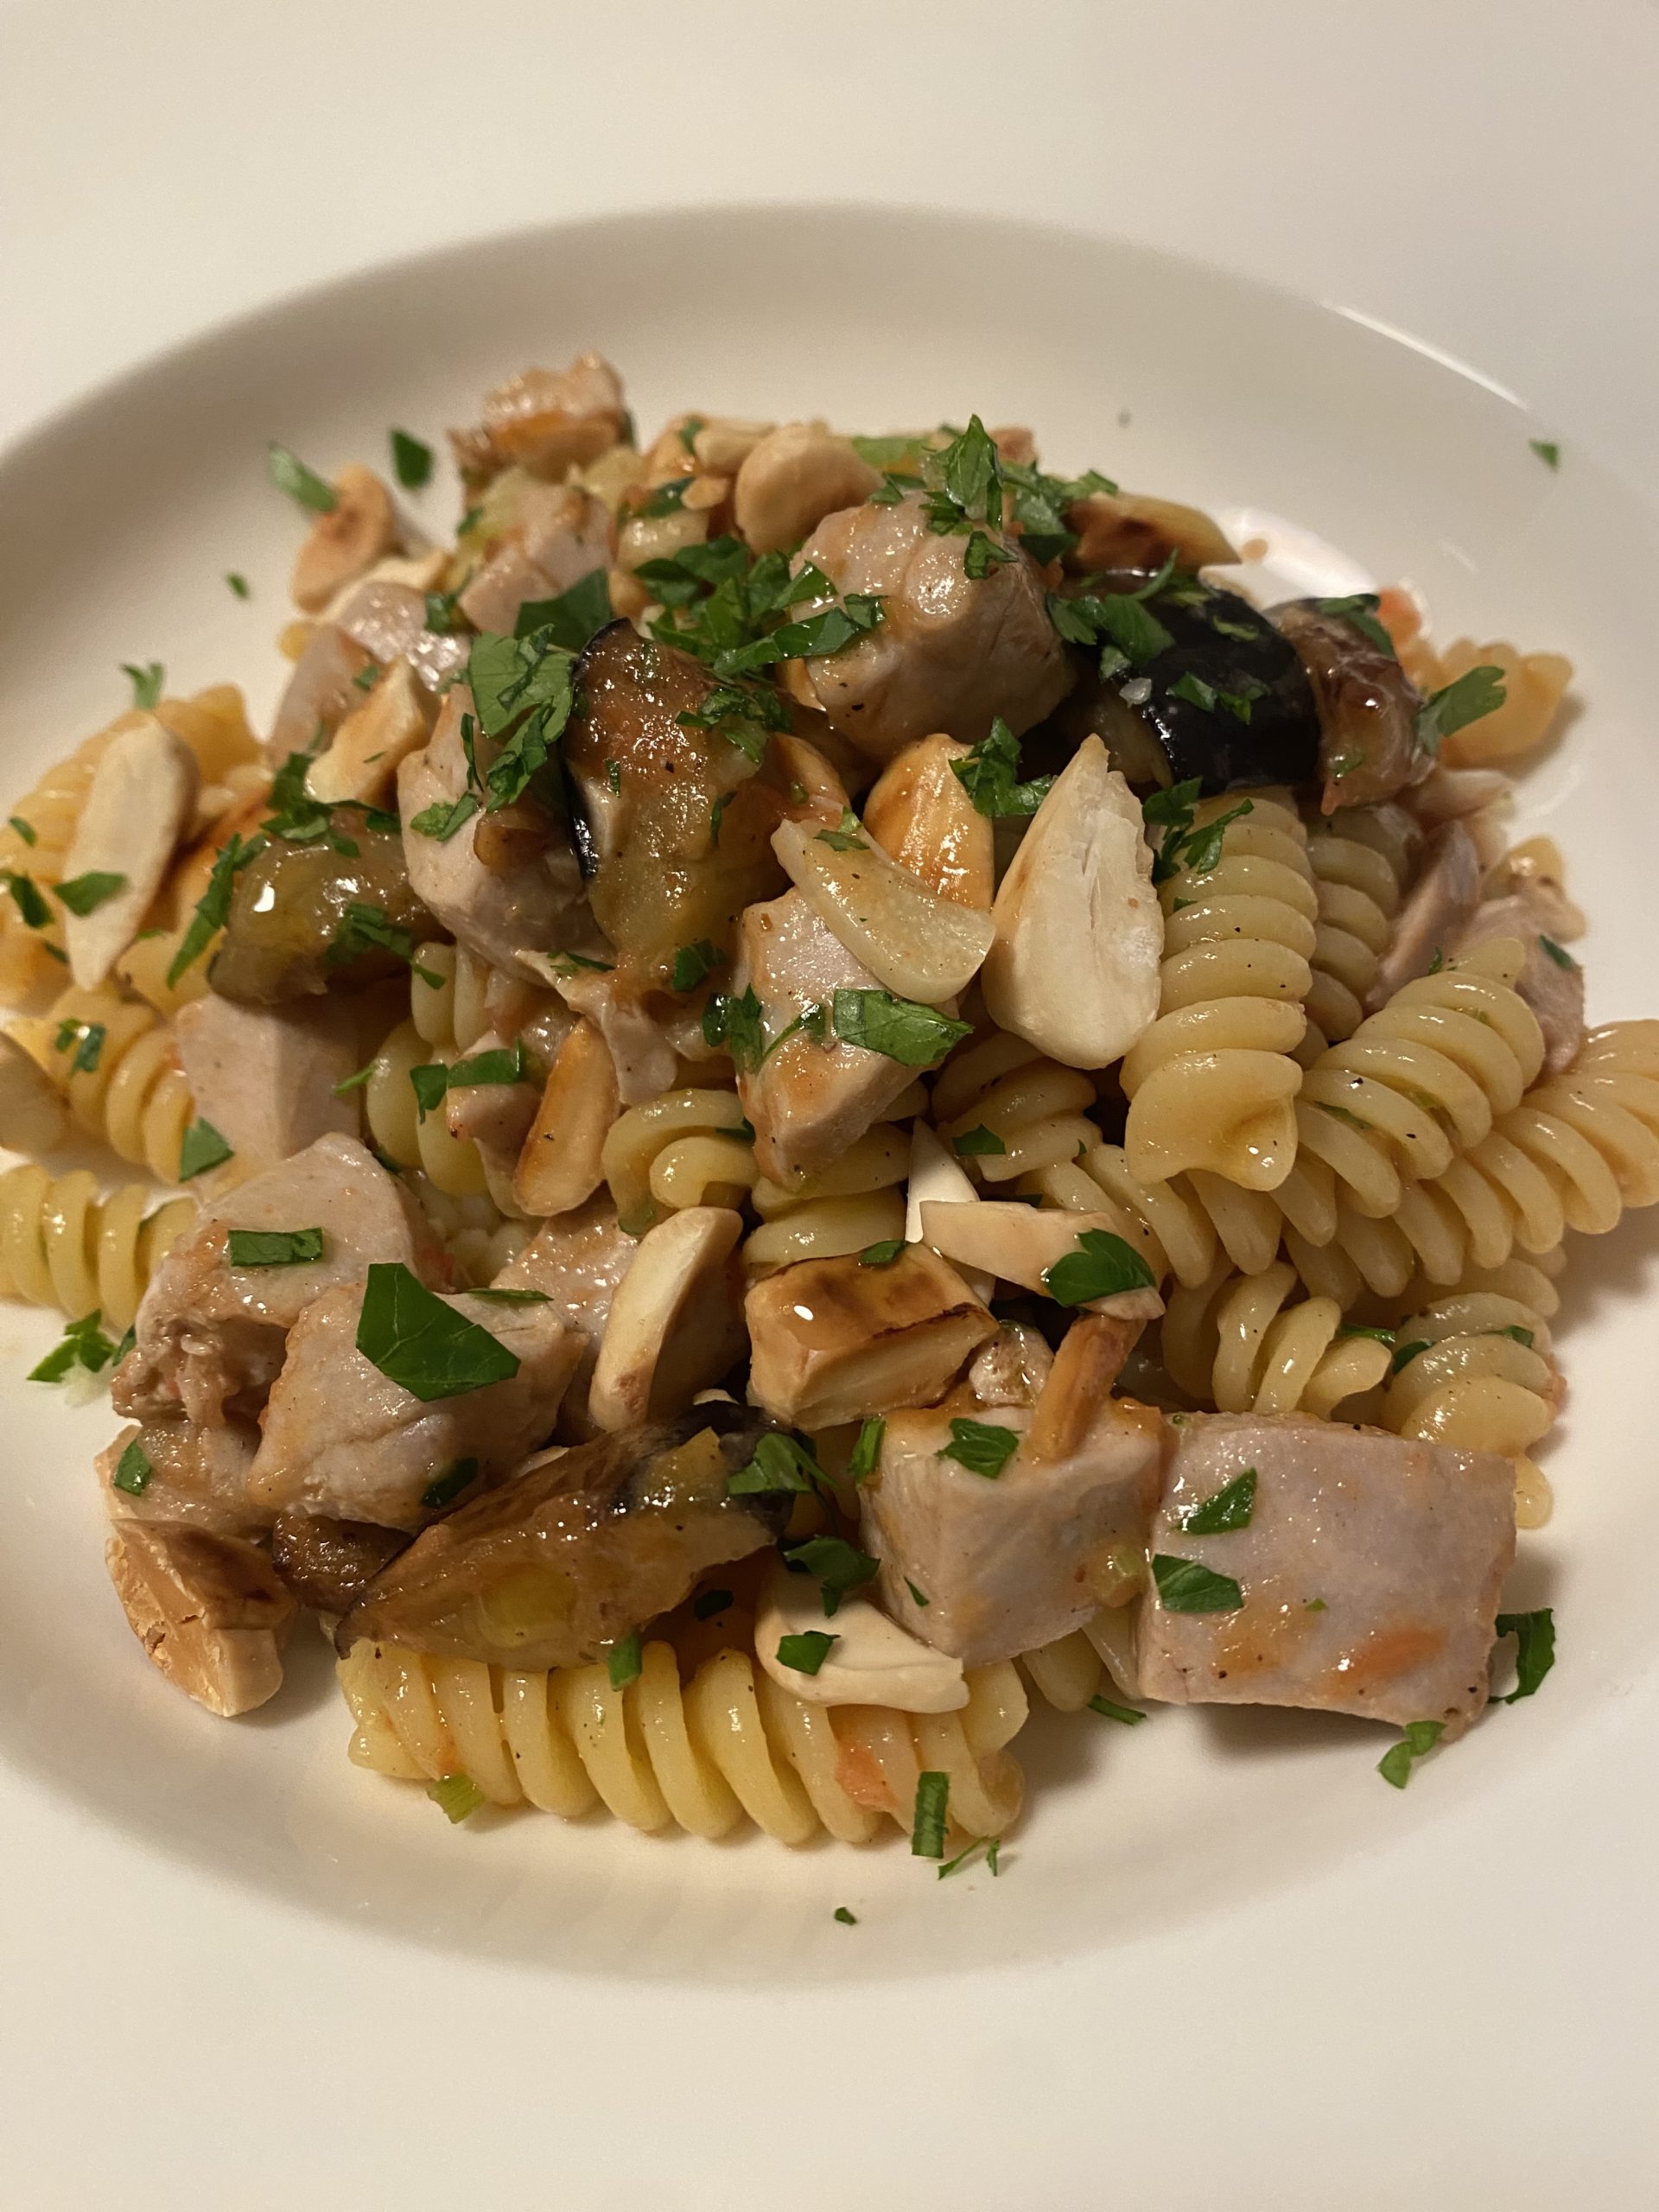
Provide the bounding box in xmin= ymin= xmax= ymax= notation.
xmin=0 ymin=1163 xmax=194 ymax=1330
xmin=1301 ymin=804 xmax=1416 ymax=1053
xmin=1161 ymin=1258 xmax=1394 ymax=1416
xmin=7 ymin=985 xmax=194 ymax=1182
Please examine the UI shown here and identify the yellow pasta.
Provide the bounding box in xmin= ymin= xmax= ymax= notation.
xmin=1301 ymin=804 xmax=1415 ymax=1053
xmin=7 ymin=985 xmax=194 ymax=1182
xmin=931 ymin=1030 xmax=1097 ymax=1185
xmin=0 ymin=1163 xmax=194 ymax=1330
xmin=746 ymin=1122 xmax=910 ymax=1274
xmin=601 ymin=1085 xmax=757 ymax=1231
xmin=1122 ymin=791 xmax=1317 ymax=1190
xmin=338 ymin=1635 xmax=1027 ymax=1846
xmin=1161 ymin=1258 xmax=1393 ymax=1416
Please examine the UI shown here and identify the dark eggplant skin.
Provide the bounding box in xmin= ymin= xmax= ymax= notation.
xmin=1134 ymin=585 xmax=1321 ymax=794
xmin=334 ymin=1402 xmax=796 ymax=1669
xmin=271 ymin=1512 xmax=410 ymax=1614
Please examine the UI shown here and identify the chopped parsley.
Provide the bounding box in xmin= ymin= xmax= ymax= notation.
xmin=267 ymin=443 xmax=337 ymax=512
xmin=714 ymin=592 xmax=885 ymax=679
xmin=420 ymin=1458 xmax=480 ymax=1510
xmin=409 ymin=792 xmax=480 ymax=842
xmin=167 ymin=831 xmax=264 ymax=986
xmin=29 ymin=1308 xmax=118 ymax=1384
xmin=830 ymin=989 xmax=972 ymax=1068
xmin=1043 ymin=1228 xmax=1156 ymax=1306
xmin=784 ymin=1535 xmax=880 ymax=1618
xmin=728 ymin=1431 xmax=828 ymax=1497
xmin=692 ymin=1587 xmax=733 ymax=1621
xmin=326 ymin=901 xmax=441 ymax=988
xmin=1390 ymin=1338 xmax=1431 ymax=1374
xmin=1417 ymin=664 xmax=1506 ymax=754
xmin=390 ymin=428 xmax=433 ymax=489
xmin=1377 ymin=1719 xmax=1445 ymax=1789
xmin=963 ymin=529 xmax=1013 ymax=581
xmin=512 ymin=567 xmax=613 ymax=652
xmin=833 ymin=1905 xmax=858 ymax=1925
xmin=1313 ymin=594 xmax=1396 ymax=656
xmin=815 ymin=809 xmax=868 ymax=853
xmin=858 ymin=1239 xmax=905 ymax=1268
xmin=7 ymin=816 xmax=35 ymax=846
xmin=938 ymin=1836 xmax=1001 ymax=1880
xmin=777 ymin=1630 xmax=837 ymax=1675
xmin=1180 ymin=1467 xmax=1257 ymax=1535
xmin=949 ymin=716 xmax=1054 ymax=819
xmin=55 ymin=870 xmax=127 ymax=917
xmin=121 ymin=661 xmax=164 ymax=710
xmin=671 ymin=939 xmax=721 ymax=993
xmin=1529 ymin=439 xmax=1560 ymax=470
xmin=466 ymin=1287 xmax=550 ymax=1306
xmin=702 ymin=985 xmax=767 ymax=1072
xmin=465 ymin=626 xmax=579 ymax=810
xmin=1087 ymin=1694 xmax=1146 ymax=1726
xmin=177 ymin=1118 xmax=233 ymax=1181
xmin=1539 ymin=935 xmax=1577 ymax=970
xmin=1494 ymin=1608 xmax=1555 ymax=1703
xmin=953 ymin=1125 xmax=1007 ymax=1156
xmin=911 ymin=1770 xmax=950 ymax=1859
xmin=1150 ymin=1554 xmax=1243 ymax=1614
xmin=849 ymin=1417 xmax=886 ymax=1480
xmin=3 ymin=871 xmax=49 ymax=929
xmin=55 ymin=1020 xmax=105 ymax=1076
xmin=942 ymin=1418 xmax=1019 ymax=1479
xmin=426 ymin=1773 xmax=484 ymax=1823
xmin=354 ymin=1262 xmax=520 ymax=1402
xmin=904 ymin=1578 xmax=930 ymax=1608
xmin=226 ymin=573 xmax=251 ymax=600
xmin=226 ymin=1228 xmax=325 ymax=1268
xmin=607 ymin=1632 xmax=643 ymax=1688
xmin=111 ymin=1439 xmax=153 ymax=1497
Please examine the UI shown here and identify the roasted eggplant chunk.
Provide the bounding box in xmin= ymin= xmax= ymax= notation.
xmin=1270 ymin=597 xmax=1430 ymax=811
xmin=210 ymin=818 xmax=442 ymax=1004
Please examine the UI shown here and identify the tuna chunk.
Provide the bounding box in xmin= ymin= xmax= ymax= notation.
xmin=248 ymin=1281 xmax=582 ymax=1530
xmin=458 ymin=483 xmax=612 ymax=637
xmin=114 ymin=1135 xmax=437 ymax=1427
xmin=97 ymin=1417 xmax=266 ymax=1535
xmin=174 ymin=993 xmax=359 ymax=1173
xmin=492 ymin=1194 xmax=639 ymax=1436
xmin=1137 ymin=1412 xmax=1516 ymax=1736
xmin=1365 ymin=820 xmax=1481 ymax=1009
xmin=735 ymin=888 xmax=918 ymax=1182
xmin=1453 ymin=890 xmax=1585 ymax=1074
xmin=397 ymin=686 xmax=596 ymax=984
xmin=861 ymin=1400 xmax=1164 ymax=1666
xmin=795 ymin=493 xmax=1071 ymax=764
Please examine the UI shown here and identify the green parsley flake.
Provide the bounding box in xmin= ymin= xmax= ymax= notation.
xmin=466 ymin=1287 xmax=550 ymax=1306
xmin=830 ymin=989 xmax=971 ymax=1068
xmin=7 ymin=816 xmax=36 ymax=846
xmin=905 ymin=1578 xmax=930 ymax=1609
xmin=671 ymin=939 xmax=721 ymax=992
xmin=778 ymin=1630 xmax=837 ymax=1675
xmin=849 ymin=1417 xmax=886 ymax=1481
xmin=122 ymin=661 xmax=164 ymax=709
xmin=226 ymin=1227 xmax=325 ymax=1268
xmin=952 ymin=1124 xmax=1007 ymax=1157
xmin=785 ymin=1535 xmax=880 ymax=1618
xmin=1313 ymin=594 xmax=1396 ymax=656
xmin=426 ymin=1772 xmax=484 ymax=1823
xmin=354 ymin=1262 xmax=520 ymax=1402
xmin=420 ymin=1458 xmax=480 ymax=1510
xmin=3 ymin=872 xmax=50 ymax=929
xmin=1180 ymin=1467 xmax=1257 ymax=1535
xmin=29 ymin=1309 xmax=118 ymax=1384
xmin=938 ymin=1835 xmax=1001 ymax=1880
xmin=1529 ymin=439 xmax=1560 ymax=470
xmin=168 ymin=832 xmax=263 ymax=987
xmin=911 ymin=1770 xmax=950 ymax=1859
xmin=942 ymin=1418 xmax=1019 ymax=1479
xmin=1539 ymin=934 xmax=1577 ymax=971
xmin=857 ymin=1239 xmax=905 ymax=1268
xmin=390 ymin=428 xmax=434 ymax=489
xmin=692 ymin=1587 xmax=733 ymax=1622
xmin=1495 ymin=1608 xmax=1555 ymax=1703
xmin=728 ymin=1431 xmax=826 ymax=1497
xmin=178 ymin=1118 xmax=233 ymax=1181
xmin=55 ymin=870 xmax=127 ymax=917
xmin=833 ymin=1905 xmax=858 ymax=1925
xmin=1043 ymin=1228 xmax=1156 ymax=1306
xmin=1087 ymin=1694 xmax=1146 ymax=1726
xmin=410 ymin=792 xmax=480 ymax=843
xmin=949 ymin=717 xmax=1053 ymax=820
xmin=513 ymin=568 xmax=613 ymax=651
xmin=1377 ymin=1719 xmax=1445 ymax=1789
xmin=1150 ymin=1554 xmax=1243 ymax=1614
xmin=226 ymin=573 xmax=251 ymax=600
xmin=111 ymin=1439 xmax=153 ymax=1497
xmin=815 ymin=809 xmax=868 ymax=853
xmin=268 ymin=443 xmax=337 ymax=512
xmin=607 ymin=1632 xmax=644 ymax=1688
xmin=1417 ymin=665 xmax=1506 ymax=754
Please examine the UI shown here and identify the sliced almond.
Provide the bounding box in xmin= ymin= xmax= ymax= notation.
xmin=290 ymin=463 xmax=397 ymax=613
xmin=588 ymin=1205 xmax=746 ymax=1431
xmin=745 ymin=1244 xmax=995 ymax=1428
xmin=863 ymin=732 xmax=994 ymax=908
xmin=60 ymin=715 xmax=199 ymax=990
xmin=105 ymin=1521 xmax=295 ymax=1716
xmin=734 ymin=422 xmax=881 ymax=555
xmin=771 ymin=817 xmax=993 ymax=1006
xmin=513 ymin=1020 xmax=620 ymax=1217
xmin=691 ymin=417 xmax=773 ymax=474
xmin=905 ymin=1122 xmax=994 ymax=1302
xmin=1025 ymin=1313 xmax=1146 ymax=1464
xmin=981 ymin=736 xmax=1161 ymax=1071
xmin=319 ymin=548 xmax=447 ymax=625
xmin=306 ymin=659 xmax=430 ymax=806
xmin=755 ymin=1560 xmax=968 ymax=1712
xmin=918 ymin=1201 xmax=1165 ymax=1320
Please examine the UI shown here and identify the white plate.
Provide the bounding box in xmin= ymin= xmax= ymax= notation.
xmin=3 ymin=207 xmax=1656 ymax=2200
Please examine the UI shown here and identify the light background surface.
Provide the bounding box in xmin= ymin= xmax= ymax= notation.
xmin=1 ymin=4 xmax=1656 ymax=2205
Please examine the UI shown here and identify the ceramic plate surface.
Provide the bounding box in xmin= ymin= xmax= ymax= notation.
xmin=2 ymin=203 xmax=1656 ymax=2196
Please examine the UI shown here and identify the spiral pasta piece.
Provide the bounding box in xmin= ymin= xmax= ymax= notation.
xmin=1161 ymin=1259 xmax=1393 ymax=1415
xmin=746 ymin=1122 xmax=911 ymax=1275
xmin=359 ymin=1018 xmax=491 ymax=1198
xmin=7 ymin=986 xmax=195 ymax=1182
xmin=601 ymin=1086 xmax=757 ymax=1233
xmin=1017 ymin=1608 xmax=1141 ymax=1713
xmin=1301 ymin=805 xmax=1414 ymax=1053
xmin=0 ymin=1163 xmax=194 ymax=1330
xmin=338 ymin=1636 xmax=1028 ymax=1846
xmin=1122 ymin=792 xmax=1318 ymax=1191
xmin=410 ymin=940 xmax=495 ymax=1058
xmin=931 ymin=1031 xmax=1098 ymax=1185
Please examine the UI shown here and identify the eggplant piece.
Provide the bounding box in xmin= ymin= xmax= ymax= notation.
xmin=334 ymin=1402 xmax=792 ymax=1668
xmin=271 ymin=1512 xmax=410 ymax=1614
xmin=209 ymin=817 xmax=442 ymax=1004
xmin=562 ymin=622 xmax=791 ymax=982
xmin=1129 ymin=586 xmax=1319 ymax=795
xmin=1271 ymin=599 xmax=1429 ymax=812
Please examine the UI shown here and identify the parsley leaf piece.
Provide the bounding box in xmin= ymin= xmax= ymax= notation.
xmin=932 ymin=416 xmax=1002 ymax=529
xmin=3 ymin=871 xmax=49 ymax=929
xmin=426 ymin=1772 xmax=484 ymax=1823
xmin=728 ymin=1431 xmax=825 ymax=1497
xmin=325 ymin=901 xmax=440 ymax=987
xmin=778 ymin=1630 xmax=838 ymax=1675
xmin=830 ymin=988 xmax=971 ymax=1068
xmin=952 ymin=1125 xmax=1006 ymax=1157
xmin=1151 ymin=1554 xmax=1243 ymax=1613
xmin=410 ymin=791 xmax=480 ymax=842
xmin=167 ymin=831 xmax=263 ymax=986
xmin=355 ymin=1263 xmax=520 ymax=1402
xmin=226 ymin=1227 xmax=325 ymax=1268
xmin=833 ymin=1904 xmax=858 ymax=1925
xmin=815 ymin=809 xmax=868 ymax=853
xmin=1390 ymin=1338 xmax=1431 ymax=1374
xmin=691 ymin=1586 xmax=733 ymax=1622
xmin=1174 ymin=798 xmax=1252 ymax=878
xmin=852 ymin=432 xmax=929 ymax=469
xmin=1089 ymin=591 xmax=1175 ymax=667
xmin=1495 ymin=1608 xmax=1555 ymax=1703
xmin=858 ymin=1239 xmax=905 ymax=1268
xmin=785 ymin=1535 xmax=880 ymax=1618
xmin=466 ymin=1287 xmax=550 ymax=1306
xmin=849 ymin=1417 xmax=886 ymax=1481
xmin=942 ymin=1418 xmax=1019 ymax=1479
xmin=949 ymin=717 xmax=1054 ymax=819
xmin=963 ymin=529 xmax=1013 ymax=581
xmin=390 ymin=428 xmax=433 ymax=490
xmin=1491 ymin=1323 xmax=1535 ymax=1348
xmin=447 ymin=1040 xmax=530 ymax=1091
xmin=29 ymin=1309 xmax=118 ymax=1384
xmin=409 ymin=1063 xmax=450 ymax=1120
xmin=1539 ymin=934 xmax=1577 ymax=970
xmin=178 ymin=1118 xmax=233 ymax=1181
xmin=1088 ymin=1694 xmax=1146 ymax=1726
xmin=1169 ymin=671 xmax=1218 ymax=713
xmin=1313 ymin=594 xmax=1396 ymax=656
xmin=1180 ymin=1467 xmax=1257 ymax=1534
xmin=1338 ymin=1324 xmax=1396 ymax=1346
xmin=111 ymin=1439 xmax=153 ymax=1497
xmin=714 ymin=594 xmax=885 ymax=678
xmin=702 ymin=985 xmax=767 ymax=1071
xmin=7 ymin=816 xmax=35 ymax=847
xmin=607 ymin=1632 xmax=643 ymax=1688
xmin=268 ymin=443 xmax=337 ymax=512
xmin=1377 ymin=1719 xmax=1445 ymax=1789
xmin=905 ymin=1578 xmax=930 ymax=1608
xmin=55 ymin=870 xmax=127 ymax=916
xmin=421 ymin=1457 xmax=480 ymax=1510
xmin=512 ymin=568 xmax=613 ymax=651
xmin=122 ymin=661 xmax=164 ymax=709
xmin=670 ymin=939 xmax=721 ymax=993
xmin=1529 ymin=438 xmax=1560 ymax=470
xmin=1417 ymin=664 xmax=1506 ymax=754
xmin=1043 ymin=1228 xmax=1156 ymax=1306
xmin=58 ymin=1020 xmax=105 ymax=1075
xmin=635 ymin=477 xmax=694 ymax=518
xmin=912 ymin=1770 xmax=950 ymax=1859
xmin=226 ymin=573 xmax=251 ymax=600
